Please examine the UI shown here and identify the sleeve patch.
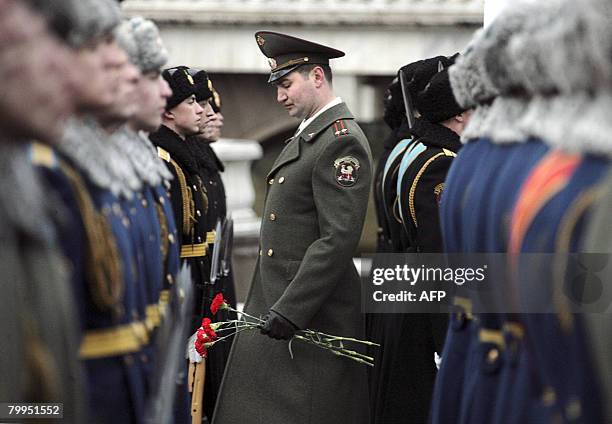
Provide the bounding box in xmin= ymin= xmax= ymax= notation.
xmin=334 ymin=156 xmax=360 ymax=187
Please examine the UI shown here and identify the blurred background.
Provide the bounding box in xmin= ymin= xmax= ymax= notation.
xmin=123 ymin=0 xmax=484 ymax=300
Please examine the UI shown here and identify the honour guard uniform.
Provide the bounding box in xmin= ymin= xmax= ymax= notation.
xmin=186 ymin=68 xmax=237 ymax=421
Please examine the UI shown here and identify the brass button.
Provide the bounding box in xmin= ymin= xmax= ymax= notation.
xmin=159 ymin=196 xmax=165 ymax=205
xmin=267 ymin=249 xmax=274 ymax=257
xmin=193 ymin=184 xmax=198 ymax=191
xmin=168 ymin=234 xmax=175 ymax=244
xmin=141 ymin=198 xmax=148 ymax=208
xmin=486 ymin=348 xmax=499 ymax=364
xmin=566 ymin=398 xmax=582 ymax=421
xmin=541 ymin=387 xmax=556 ymax=407
xmin=278 ymin=177 xmax=285 ymax=184
xmin=166 ymin=274 xmax=173 ymax=285
xmin=270 ymin=213 xmax=276 ymax=221
xmin=196 ymin=210 xmax=201 ymax=217
xmin=268 ymin=178 xmax=274 ymax=185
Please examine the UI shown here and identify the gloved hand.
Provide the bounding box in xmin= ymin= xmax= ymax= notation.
xmin=260 ymin=310 xmax=298 ymax=340
xmin=186 ymin=332 xmax=203 ymax=363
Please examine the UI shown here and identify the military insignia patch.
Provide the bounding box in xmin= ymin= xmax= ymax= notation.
xmin=333 ymin=156 xmax=360 ymax=187
xmin=434 ymin=183 xmax=445 ymax=204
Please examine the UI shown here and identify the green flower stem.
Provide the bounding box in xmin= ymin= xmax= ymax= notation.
xmin=293 ymin=335 xmax=375 ymax=364
xmin=299 ymin=329 xmax=380 ymax=346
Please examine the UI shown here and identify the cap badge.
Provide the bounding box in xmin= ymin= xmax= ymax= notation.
xmin=186 ymin=73 xmax=195 ymax=85
xmin=267 ymin=58 xmax=277 ymax=69
xmin=257 ymin=35 xmax=265 ymax=46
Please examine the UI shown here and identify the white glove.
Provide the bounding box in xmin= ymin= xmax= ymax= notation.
xmin=434 ymin=352 xmax=442 ymax=370
xmin=186 ymin=332 xmax=203 ymax=363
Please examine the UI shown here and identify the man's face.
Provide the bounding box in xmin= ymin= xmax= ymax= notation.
xmin=72 ymin=37 xmax=117 ymax=112
xmin=130 ymin=70 xmax=172 ymax=132
xmin=0 ymin=1 xmax=77 ymax=143
xmin=194 ymin=100 xmax=220 ymax=142
xmin=275 ymin=70 xmax=317 ymax=120
xmin=169 ymin=95 xmax=203 ymax=137
xmin=96 ymin=42 xmax=140 ymax=123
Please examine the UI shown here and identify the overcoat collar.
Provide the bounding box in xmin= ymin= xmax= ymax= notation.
xmin=150 ymin=125 xmax=199 ymax=175
xmin=269 ymin=103 xmax=354 ymax=178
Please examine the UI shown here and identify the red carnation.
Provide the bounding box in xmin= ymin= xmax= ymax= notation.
xmin=194 ymin=339 xmax=207 ymax=358
xmin=210 ymin=293 xmax=227 ymax=315
xmin=198 ymin=318 xmax=218 ymax=341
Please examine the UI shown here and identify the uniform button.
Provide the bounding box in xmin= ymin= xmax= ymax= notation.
xmin=541 ymin=387 xmax=556 ymax=407
xmin=270 ymin=213 xmax=276 ymax=221
xmin=196 ymin=210 xmax=201 ymax=217
xmin=259 ymin=249 xmax=262 ymax=256
xmin=141 ymin=198 xmax=148 ymax=208
xmin=166 ymin=274 xmax=173 ymax=285
xmin=268 ymin=178 xmax=274 ymax=185
xmin=122 ymin=217 xmax=130 ymax=228
xmin=197 ymin=236 xmax=202 ymax=243
xmin=159 ymin=196 xmax=165 ymax=205
xmin=486 ymin=348 xmax=499 ymax=364
xmin=278 ymin=177 xmax=285 ymax=184
xmin=267 ymin=249 xmax=274 ymax=257
xmin=193 ymin=184 xmax=198 ymax=191
xmin=565 ymin=398 xmax=582 ymax=421
xmin=168 ymin=234 xmax=175 ymax=244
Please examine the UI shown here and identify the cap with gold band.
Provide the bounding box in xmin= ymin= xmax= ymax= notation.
xmin=255 ymin=30 xmax=345 ymax=83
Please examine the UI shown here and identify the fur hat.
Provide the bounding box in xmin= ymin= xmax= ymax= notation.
xmin=448 ymin=29 xmax=498 ymax=109
xmin=162 ymin=66 xmax=198 ymax=110
xmin=68 ymin=0 xmax=121 ymax=48
xmin=187 ymin=69 xmax=214 ymax=103
xmin=417 ymin=67 xmax=466 ymax=123
xmin=116 ymin=17 xmax=168 ymax=74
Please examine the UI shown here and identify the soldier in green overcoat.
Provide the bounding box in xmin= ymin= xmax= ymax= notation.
xmin=213 ymin=31 xmax=372 ymax=424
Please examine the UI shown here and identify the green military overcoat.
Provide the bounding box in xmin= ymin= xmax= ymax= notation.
xmin=213 ymin=102 xmax=372 ymax=424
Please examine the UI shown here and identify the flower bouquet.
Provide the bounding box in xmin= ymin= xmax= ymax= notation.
xmin=194 ymin=293 xmax=378 ymax=366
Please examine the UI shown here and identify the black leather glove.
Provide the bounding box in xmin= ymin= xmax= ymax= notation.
xmin=260 ymin=310 xmax=298 ymax=340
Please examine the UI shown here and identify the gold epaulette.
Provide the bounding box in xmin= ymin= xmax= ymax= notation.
xmin=30 ymin=142 xmax=57 ymax=167
xmin=157 ymin=146 xmax=171 ymax=162
xmin=79 ymin=321 xmax=149 ymax=359
xmin=180 ymin=242 xmax=208 ymax=258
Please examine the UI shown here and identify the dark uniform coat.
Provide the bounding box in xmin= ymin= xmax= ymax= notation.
xmin=213 ymin=102 xmax=372 ymax=424
xmin=185 ymin=137 xmax=237 ymax=420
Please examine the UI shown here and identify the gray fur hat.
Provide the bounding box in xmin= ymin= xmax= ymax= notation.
xmin=116 ymin=17 xmax=168 ymax=74
xmin=68 ymin=0 xmax=122 ymax=48
xmin=482 ymin=1 xmax=562 ymax=97
xmin=510 ymin=0 xmax=612 ymax=95
xmin=448 ymin=28 xmax=498 ymax=109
